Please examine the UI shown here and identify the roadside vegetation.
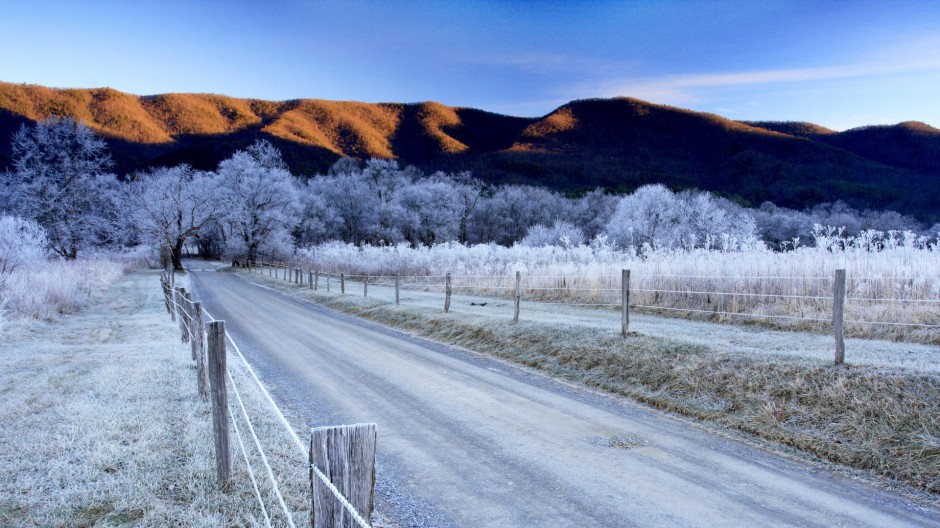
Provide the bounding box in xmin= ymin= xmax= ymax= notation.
xmin=233 ymin=266 xmax=940 ymax=498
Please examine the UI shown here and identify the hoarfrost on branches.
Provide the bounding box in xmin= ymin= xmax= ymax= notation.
xmin=6 ymin=117 xmax=121 ymax=258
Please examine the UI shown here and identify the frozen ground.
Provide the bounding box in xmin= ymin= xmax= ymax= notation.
xmin=0 ymin=270 xmax=311 ymax=527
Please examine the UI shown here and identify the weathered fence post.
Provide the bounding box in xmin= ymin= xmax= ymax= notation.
xmin=513 ymin=271 xmax=521 ymax=324
xmin=206 ymin=321 xmax=232 ymax=487
xmin=161 ymin=272 xmax=173 ymax=315
xmin=176 ymin=287 xmax=189 ymax=342
xmin=309 ymin=271 xmax=314 ymax=290
xmin=315 ymin=270 xmax=319 ymax=291
xmin=364 ymin=276 xmax=368 ymax=297
xmin=181 ymin=291 xmax=193 ymax=344
xmin=169 ymin=283 xmax=177 ymax=321
xmin=833 ymin=269 xmax=846 ymax=366
xmin=327 ymin=274 xmax=331 ymax=292
xmin=341 ymin=273 xmax=345 ymax=294
xmin=310 ymin=423 xmax=377 ymax=528
xmin=192 ymin=302 xmax=209 ymax=397
xmin=444 ymin=273 xmax=452 ymax=313
xmin=622 ymin=269 xmax=631 ymax=337
xmin=395 ymin=273 xmax=400 ymax=306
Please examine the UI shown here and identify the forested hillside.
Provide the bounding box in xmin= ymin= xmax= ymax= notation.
xmin=1 ymin=82 xmax=937 ymax=221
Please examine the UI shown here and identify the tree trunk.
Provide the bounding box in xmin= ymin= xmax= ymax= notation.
xmin=172 ymin=239 xmax=185 ymax=271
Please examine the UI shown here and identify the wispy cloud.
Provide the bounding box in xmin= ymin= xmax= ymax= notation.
xmin=571 ymin=56 xmax=940 ymax=105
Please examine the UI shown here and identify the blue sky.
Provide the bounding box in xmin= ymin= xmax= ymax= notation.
xmin=1 ymin=0 xmax=938 ymax=130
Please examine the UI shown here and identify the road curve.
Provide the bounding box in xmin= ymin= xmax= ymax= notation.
xmin=189 ymin=268 xmax=940 ymax=528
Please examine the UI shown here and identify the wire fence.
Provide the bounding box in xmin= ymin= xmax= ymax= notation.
xmin=245 ymin=260 xmax=940 ymax=340
xmin=161 ymin=270 xmax=372 ymax=528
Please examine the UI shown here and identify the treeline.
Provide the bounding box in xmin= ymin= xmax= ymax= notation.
xmin=2 ymin=117 xmax=937 ymax=272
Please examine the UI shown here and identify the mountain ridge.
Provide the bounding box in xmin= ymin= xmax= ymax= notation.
xmin=0 ymin=81 xmax=937 ymax=221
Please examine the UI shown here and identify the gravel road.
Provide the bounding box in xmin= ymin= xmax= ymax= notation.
xmin=189 ymin=267 xmax=940 ymax=528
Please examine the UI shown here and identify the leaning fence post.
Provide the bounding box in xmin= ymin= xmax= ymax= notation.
xmin=310 ymin=424 xmax=377 ymax=528
xmin=192 ymin=302 xmax=209 ymax=397
xmin=444 ymin=273 xmax=452 ymax=312
xmin=622 ymin=269 xmax=631 ymax=337
xmin=206 ymin=321 xmax=232 ymax=487
xmin=309 ymin=271 xmax=313 ymax=289
xmin=314 ymin=270 xmax=319 ymax=291
xmin=513 ymin=271 xmax=521 ymax=323
xmin=341 ymin=273 xmax=345 ymax=294
xmin=833 ymin=269 xmax=846 ymax=366
xmin=395 ymin=273 xmax=400 ymax=305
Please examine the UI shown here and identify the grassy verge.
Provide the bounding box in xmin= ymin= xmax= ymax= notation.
xmin=0 ymin=270 xmax=311 ymax=527
xmin=235 ymin=267 xmax=940 ymax=498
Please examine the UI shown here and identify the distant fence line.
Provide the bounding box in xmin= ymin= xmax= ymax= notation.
xmin=241 ymin=258 xmax=940 ymax=360
xmin=160 ymin=270 xmax=375 ymax=528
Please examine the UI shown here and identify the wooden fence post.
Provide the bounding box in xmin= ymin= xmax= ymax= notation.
xmin=364 ymin=275 xmax=368 ymax=297
xmin=309 ymin=271 xmax=314 ymax=289
xmin=833 ymin=269 xmax=846 ymax=366
xmin=192 ymin=302 xmax=209 ymax=398
xmin=314 ymin=270 xmax=319 ymax=291
xmin=622 ymin=269 xmax=631 ymax=337
xmin=341 ymin=273 xmax=345 ymax=294
xmin=206 ymin=321 xmax=232 ymax=487
xmin=327 ymin=274 xmax=331 ymax=292
xmin=310 ymin=424 xmax=377 ymax=528
xmin=169 ymin=284 xmax=178 ymax=321
xmin=176 ymin=287 xmax=189 ymax=342
xmin=395 ymin=273 xmax=400 ymax=306
xmin=181 ymin=291 xmax=193 ymax=344
xmin=444 ymin=273 xmax=452 ymax=313
xmin=161 ymin=273 xmax=172 ymax=315
xmin=513 ymin=271 xmax=521 ymax=324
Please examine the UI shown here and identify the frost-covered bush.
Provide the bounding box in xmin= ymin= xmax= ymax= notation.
xmin=1 ymin=258 xmax=123 ymax=320
xmin=0 ymin=215 xmax=48 ymax=277
xmin=521 ymin=221 xmax=585 ymax=248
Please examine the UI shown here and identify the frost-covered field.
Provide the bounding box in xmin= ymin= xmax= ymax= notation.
xmin=292 ymin=233 xmax=940 ymax=343
xmin=0 ymin=271 xmax=310 ymax=527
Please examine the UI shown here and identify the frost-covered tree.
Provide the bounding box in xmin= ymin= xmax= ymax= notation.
xmin=7 ymin=117 xmax=120 ymax=258
xmin=472 ymin=185 xmax=564 ymax=245
xmin=605 ymin=185 xmax=759 ymax=251
xmin=605 ymin=184 xmax=681 ymax=249
xmin=126 ymin=165 xmax=223 ymax=271
xmin=400 ymin=176 xmax=462 ymax=246
xmin=361 ymin=158 xmax=409 ymax=243
xmin=307 ymin=171 xmax=378 ymax=245
xmin=216 ymin=141 xmax=301 ymax=261
xmin=571 ymin=188 xmax=619 ymax=240
xmin=450 ymin=171 xmax=483 ymax=244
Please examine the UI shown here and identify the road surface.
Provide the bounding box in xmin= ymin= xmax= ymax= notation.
xmin=189 ymin=267 xmax=940 ymax=528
